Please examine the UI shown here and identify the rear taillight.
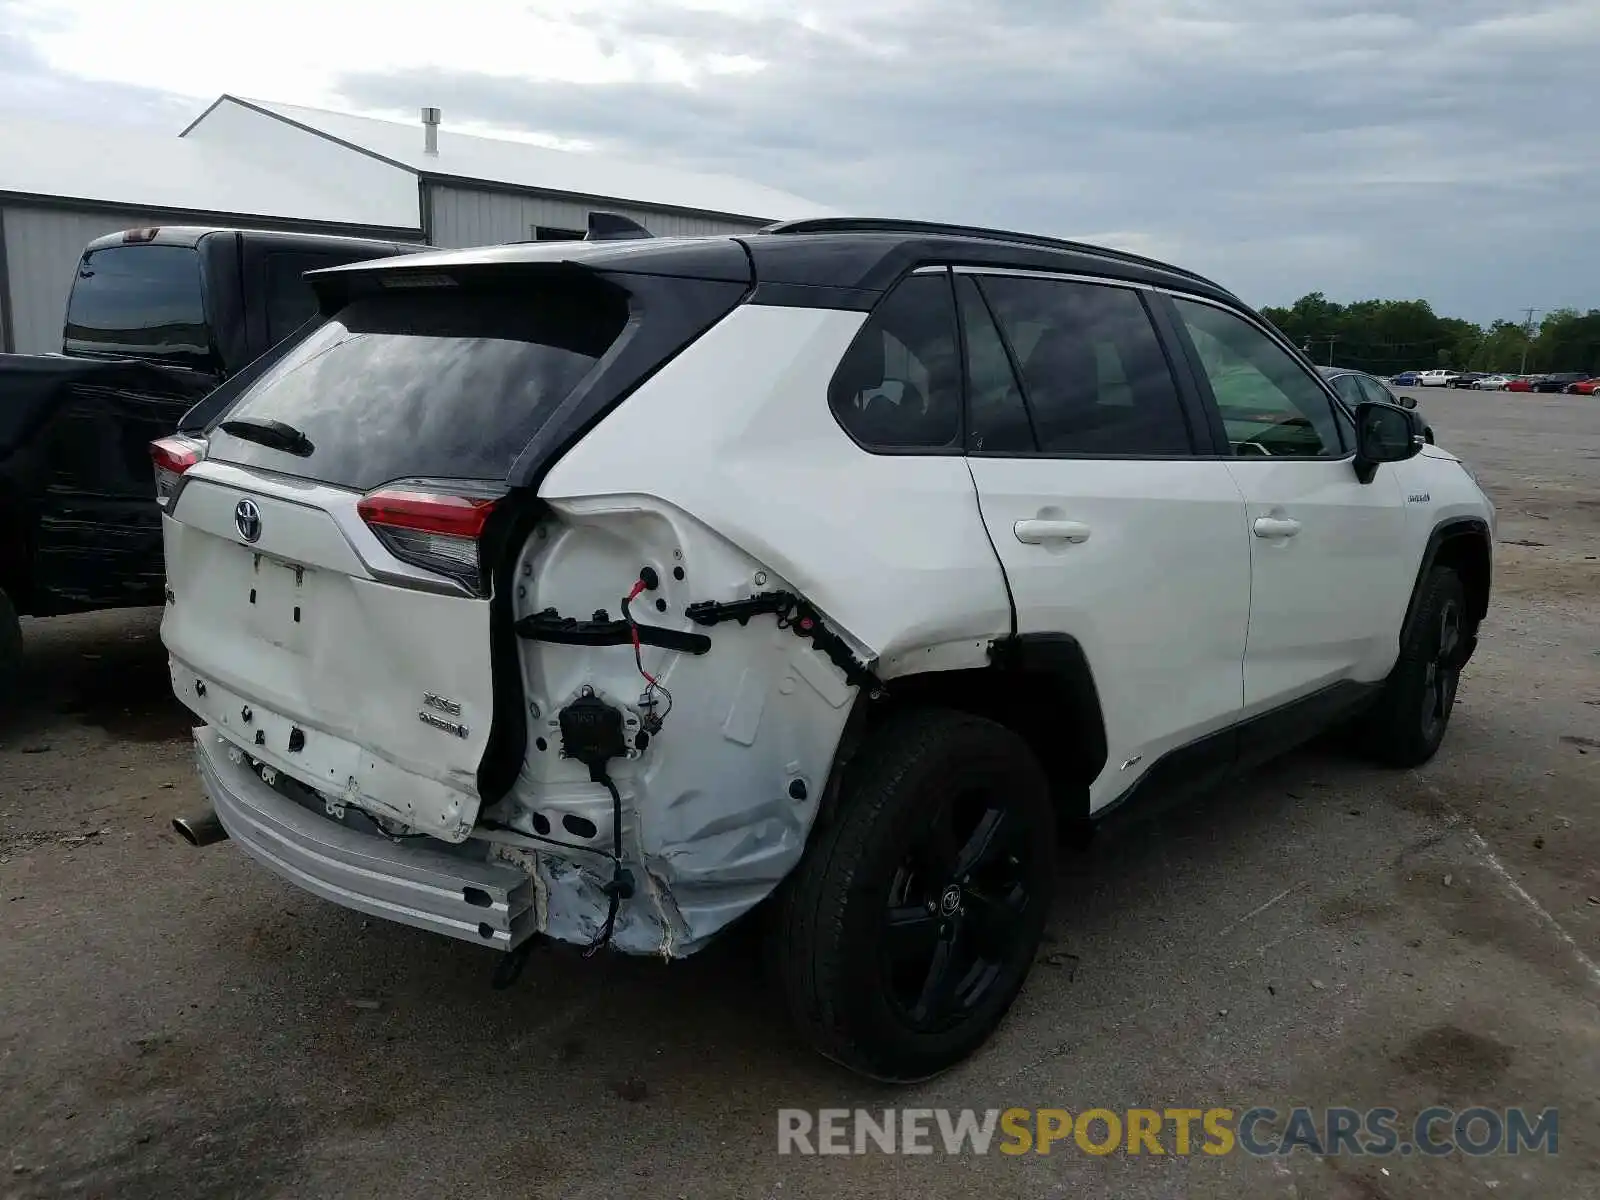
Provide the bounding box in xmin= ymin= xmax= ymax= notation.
xmin=357 ymin=486 xmax=500 ymax=594
xmin=150 ymin=435 xmax=205 ymax=508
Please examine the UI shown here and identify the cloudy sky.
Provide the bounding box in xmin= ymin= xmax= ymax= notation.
xmin=3 ymin=0 xmax=1596 ymax=321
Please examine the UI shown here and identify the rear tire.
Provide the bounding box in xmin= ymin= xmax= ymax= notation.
xmin=770 ymin=708 xmax=1056 ymax=1082
xmin=1361 ymin=566 xmax=1467 ymax=767
xmin=0 ymin=586 xmax=21 ymax=704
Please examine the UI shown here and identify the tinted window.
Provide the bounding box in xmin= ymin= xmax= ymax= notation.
xmin=1174 ymin=298 xmax=1344 ymax=457
xmin=977 ymin=277 xmax=1192 ymax=455
xmin=1330 ymin=374 xmax=1365 ymax=408
xmin=63 ymin=245 xmax=212 ymax=369
xmin=265 ymin=253 xmax=349 ymax=344
xmin=1356 ymin=375 xmax=1395 ymax=406
xmin=956 ymin=275 xmax=1034 ymax=453
xmin=829 ymin=273 xmax=961 ymax=451
xmin=207 ymin=283 xmax=628 ymax=491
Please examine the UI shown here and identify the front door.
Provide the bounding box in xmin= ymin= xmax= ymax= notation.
xmin=957 ymin=270 xmax=1251 ymax=811
xmin=1166 ymin=296 xmax=1412 ymax=710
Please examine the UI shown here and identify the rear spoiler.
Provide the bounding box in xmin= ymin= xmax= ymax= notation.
xmin=585 ymin=212 xmax=652 ymax=241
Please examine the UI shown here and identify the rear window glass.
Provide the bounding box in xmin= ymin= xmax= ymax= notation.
xmin=206 ymin=284 xmax=628 ymax=491
xmin=63 ymin=245 xmax=212 ymax=369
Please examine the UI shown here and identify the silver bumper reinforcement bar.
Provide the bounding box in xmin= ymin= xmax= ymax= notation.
xmin=192 ymin=727 xmax=535 ymax=950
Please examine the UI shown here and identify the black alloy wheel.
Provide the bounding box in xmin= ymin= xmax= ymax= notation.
xmin=1362 ymin=566 xmax=1469 ymax=767
xmin=1418 ymin=593 xmax=1462 ymax=747
xmin=882 ymin=789 xmax=1035 ymax=1034
xmin=771 ymin=708 xmax=1056 ymax=1081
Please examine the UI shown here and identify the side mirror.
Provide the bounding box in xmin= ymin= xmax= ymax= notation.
xmin=1353 ymin=401 xmax=1425 ymax=483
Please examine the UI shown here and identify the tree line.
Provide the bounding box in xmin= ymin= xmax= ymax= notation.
xmin=1259 ymin=293 xmax=1600 ymax=378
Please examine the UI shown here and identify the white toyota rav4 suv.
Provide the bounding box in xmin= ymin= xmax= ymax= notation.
xmin=153 ymin=217 xmax=1494 ymax=1081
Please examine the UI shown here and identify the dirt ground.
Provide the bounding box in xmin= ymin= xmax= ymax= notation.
xmin=1 ymin=387 xmax=1596 ymax=1200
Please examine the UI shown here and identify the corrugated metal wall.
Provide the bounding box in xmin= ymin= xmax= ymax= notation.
xmin=2 ymin=186 xmax=768 ymax=351
xmin=1 ymin=204 xmax=180 ymax=353
xmin=427 ymin=184 xmax=766 ymax=249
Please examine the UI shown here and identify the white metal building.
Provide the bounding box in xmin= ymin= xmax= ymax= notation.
xmin=1 ymin=97 xmax=830 ymax=354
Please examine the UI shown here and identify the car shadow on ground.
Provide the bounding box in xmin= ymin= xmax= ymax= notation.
xmin=2 ymin=608 xmax=191 ymax=744
xmin=181 ymin=733 xmax=1374 ymax=1107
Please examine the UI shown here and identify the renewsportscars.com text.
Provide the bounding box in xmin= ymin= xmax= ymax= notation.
xmin=777 ymin=1106 xmax=1558 ymax=1157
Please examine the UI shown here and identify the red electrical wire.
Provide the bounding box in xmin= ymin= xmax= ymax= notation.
xmin=624 ymin=579 xmax=660 ymax=686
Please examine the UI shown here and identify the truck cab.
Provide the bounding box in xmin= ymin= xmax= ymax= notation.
xmin=63 ymin=226 xmax=420 ymax=382
xmin=1 ymin=225 xmax=419 ymax=690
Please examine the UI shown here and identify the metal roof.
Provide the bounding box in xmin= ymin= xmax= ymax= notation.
xmin=204 ymin=96 xmax=834 ymax=223
xmin=0 ymin=112 xmax=421 ymax=232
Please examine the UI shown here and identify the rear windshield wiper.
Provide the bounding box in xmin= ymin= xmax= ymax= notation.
xmin=220 ymin=418 xmax=315 ymax=457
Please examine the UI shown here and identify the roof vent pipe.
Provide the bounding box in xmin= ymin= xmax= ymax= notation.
xmin=421 ymin=107 xmax=441 ymax=155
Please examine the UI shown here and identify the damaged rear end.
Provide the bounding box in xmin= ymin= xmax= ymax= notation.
xmin=159 ymin=237 xmax=873 ymax=958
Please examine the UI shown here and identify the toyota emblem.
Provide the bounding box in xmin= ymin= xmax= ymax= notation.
xmin=939 ymin=885 xmax=962 ymax=917
xmin=234 ymin=499 xmax=263 ymax=543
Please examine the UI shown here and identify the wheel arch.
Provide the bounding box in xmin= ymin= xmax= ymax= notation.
xmin=1402 ymin=517 xmax=1491 ymax=652
xmin=819 ymin=633 xmax=1109 ymax=834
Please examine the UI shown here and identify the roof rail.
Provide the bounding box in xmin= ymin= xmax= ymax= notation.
xmin=759 ymin=216 xmax=1222 ymax=291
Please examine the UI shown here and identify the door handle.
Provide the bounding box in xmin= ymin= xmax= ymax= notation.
xmin=1252 ymin=516 xmax=1302 ymax=540
xmin=1014 ymin=519 xmax=1092 ymax=545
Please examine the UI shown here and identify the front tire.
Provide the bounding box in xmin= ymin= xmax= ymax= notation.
xmin=1361 ymin=567 xmax=1467 ymax=767
xmin=771 ymin=709 xmax=1056 ymax=1082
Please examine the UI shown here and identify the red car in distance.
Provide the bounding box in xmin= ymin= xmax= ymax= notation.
xmin=1563 ymin=377 xmax=1600 ymax=395
xmin=1504 ymin=377 xmax=1536 ymax=393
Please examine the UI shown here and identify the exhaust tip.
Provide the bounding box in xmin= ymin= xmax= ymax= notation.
xmin=172 ymin=811 xmax=227 ymax=847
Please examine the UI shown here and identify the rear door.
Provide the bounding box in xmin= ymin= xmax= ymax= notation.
xmin=959 ymin=269 xmax=1252 ymax=812
xmin=1165 ymin=295 xmax=1412 ymax=708
xmin=161 ymin=275 xmax=632 ymax=841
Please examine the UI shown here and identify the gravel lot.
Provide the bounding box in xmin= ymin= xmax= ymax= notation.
xmin=2 ymin=387 xmax=1596 ymax=1200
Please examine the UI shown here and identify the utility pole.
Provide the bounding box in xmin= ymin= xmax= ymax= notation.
xmin=1518 ymin=307 xmax=1540 ymax=374
xmin=1325 ymin=335 xmax=1338 ymax=366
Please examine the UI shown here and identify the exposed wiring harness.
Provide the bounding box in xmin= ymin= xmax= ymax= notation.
xmin=584 ymin=770 xmax=630 ymax=958
xmin=620 ymin=577 xmax=674 ymax=733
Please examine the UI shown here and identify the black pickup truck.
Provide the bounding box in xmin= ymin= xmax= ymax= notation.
xmin=0 ymin=225 xmax=417 ymax=687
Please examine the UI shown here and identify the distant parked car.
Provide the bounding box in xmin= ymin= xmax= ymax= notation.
xmin=1471 ymin=375 xmax=1512 ymax=390
xmin=1533 ymin=372 xmax=1590 ymax=393
xmin=1318 ymin=367 xmax=1434 ymax=442
xmin=1417 ymin=370 xmax=1459 ymax=387
xmin=1450 ymin=372 xmax=1486 ymax=389
xmin=1504 ymin=377 xmax=1537 ymax=393
xmin=1391 ymin=371 xmax=1424 ymax=386
xmin=1563 ymin=377 xmax=1600 ymax=395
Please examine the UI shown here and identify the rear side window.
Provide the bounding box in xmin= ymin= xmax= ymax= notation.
xmin=63 ymin=245 xmax=212 ymax=370
xmin=264 ymin=252 xmax=351 ymax=344
xmin=207 ymin=282 xmax=629 ymax=491
xmin=976 ymin=276 xmax=1193 ymax=455
xmin=829 ymin=273 xmax=962 ymax=451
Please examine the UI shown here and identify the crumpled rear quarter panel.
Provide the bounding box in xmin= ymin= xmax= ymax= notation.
xmin=511 ymin=303 xmax=1015 ymax=955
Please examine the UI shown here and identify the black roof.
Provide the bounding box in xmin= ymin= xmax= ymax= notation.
xmin=311 ymin=216 xmax=1241 ymax=313
xmin=755 ymin=217 xmax=1228 ymax=299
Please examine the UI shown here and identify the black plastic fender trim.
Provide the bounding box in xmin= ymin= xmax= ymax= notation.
xmin=1399 ymin=517 xmax=1491 ymax=651
xmin=684 ymin=590 xmax=884 ymax=694
xmin=515 ymin=608 xmax=711 ymax=654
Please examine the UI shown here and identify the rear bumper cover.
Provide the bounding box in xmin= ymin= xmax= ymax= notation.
xmin=193 ymin=726 xmax=536 ymax=950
